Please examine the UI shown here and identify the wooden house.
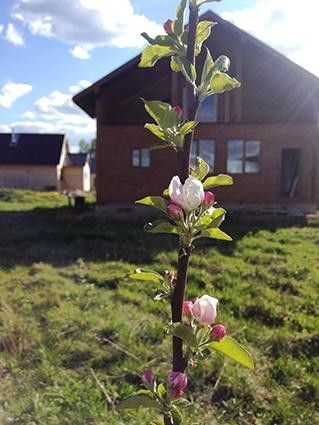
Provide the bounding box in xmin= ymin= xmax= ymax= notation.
xmin=73 ymin=11 xmax=319 ymax=213
xmin=0 ymin=133 xmax=91 ymax=192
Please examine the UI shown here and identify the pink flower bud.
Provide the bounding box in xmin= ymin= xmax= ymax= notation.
xmin=203 ymin=191 xmax=215 ymax=207
xmin=183 ymin=301 xmax=194 ymax=315
xmin=173 ymin=105 xmax=183 ymax=119
xmin=164 ymin=19 xmax=173 ymax=34
xmin=167 ymin=202 xmax=183 ymax=220
xmin=171 ymin=388 xmax=184 ymax=398
xmin=168 ymin=372 xmax=188 ymax=395
xmin=210 ymin=324 xmax=226 ymax=341
xmin=192 ymin=295 xmax=218 ymax=325
xmin=142 ymin=369 xmax=155 ymax=385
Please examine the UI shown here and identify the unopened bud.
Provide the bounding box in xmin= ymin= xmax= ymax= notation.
xmin=173 ymin=105 xmax=183 ymax=119
xmin=183 ymin=300 xmax=194 ymax=315
xmin=203 ymin=191 xmax=215 ymax=207
xmin=142 ymin=369 xmax=155 ymax=385
xmin=168 ymin=372 xmax=187 ymax=398
xmin=172 ymin=388 xmax=184 ymax=398
xmin=210 ymin=324 xmax=226 ymax=341
xmin=164 ymin=19 xmax=173 ymax=34
xmin=167 ymin=202 xmax=183 ymax=220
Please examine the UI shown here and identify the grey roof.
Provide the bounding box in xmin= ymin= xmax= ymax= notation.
xmin=64 ymin=153 xmax=88 ymax=167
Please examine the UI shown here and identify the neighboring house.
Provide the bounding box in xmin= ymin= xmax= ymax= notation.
xmin=62 ymin=153 xmax=91 ymax=192
xmin=73 ymin=11 xmax=319 ymax=213
xmin=0 ymin=133 xmax=90 ymax=192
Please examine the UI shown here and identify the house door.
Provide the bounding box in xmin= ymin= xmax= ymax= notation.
xmin=280 ymin=148 xmax=301 ymax=198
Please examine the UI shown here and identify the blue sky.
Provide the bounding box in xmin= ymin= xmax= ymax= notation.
xmin=0 ymin=0 xmax=318 ymax=150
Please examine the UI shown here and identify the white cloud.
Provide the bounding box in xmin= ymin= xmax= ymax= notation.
xmin=12 ymin=0 xmax=162 ymax=57
xmin=0 ymin=81 xmax=95 ymax=148
xmin=70 ymin=45 xmax=90 ymax=59
xmin=69 ymin=80 xmax=91 ymax=94
xmin=0 ymin=82 xmax=32 ymax=108
xmin=5 ymin=23 xmax=24 ymax=45
xmin=21 ymin=110 xmax=37 ymax=119
xmin=222 ymin=0 xmax=319 ymax=76
xmin=0 ymin=25 xmax=4 ymax=35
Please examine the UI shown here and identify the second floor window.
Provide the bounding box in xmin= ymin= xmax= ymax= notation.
xmin=132 ymin=148 xmax=150 ymax=167
xmin=198 ymin=95 xmax=217 ymax=123
xmin=191 ymin=139 xmax=215 ymax=172
xmin=227 ymin=140 xmax=261 ymax=174
xmin=183 ymin=89 xmax=217 ymax=123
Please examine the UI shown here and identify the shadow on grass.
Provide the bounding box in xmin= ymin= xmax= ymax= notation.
xmin=0 ymin=205 xmax=309 ymax=269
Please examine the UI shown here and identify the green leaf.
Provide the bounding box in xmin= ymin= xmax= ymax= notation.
xmin=196 ymin=327 xmax=210 ymax=345
xmin=136 ymin=196 xmax=167 ymax=213
xmin=203 ymin=174 xmax=233 ymax=189
xmin=144 ymin=220 xmax=178 ymax=235
xmin=119 ymin=393 xmax=159 ymax=409
xmin=143 ymin=99 xmax=178 ymax=129
xmin=170 ymin=56 xmax=182 ymax=73
xmin=156 ymin=383 xmax=167 ymax=400
xmin=198 ymin=207 xmax=226 ymax=229
xmin=191 ymin=156 xmax=210 ymax=180
xmin=129 ymin=268 xmax=164 ymax=284
xmin=180 ymin=121 xmax=198 ymax=135
xmin=141 ymin=33 xmax=175 ymax=47
xmin=139 ymin=45 xmax=175 ymax=68
xmin=174 ymin=398 xmax=192 ymax=408
xmin=177 ymin=57 xmax=197 ymax=87
xmin=171 ymin=407 xmax=183 ymax=425
xmin=209 ymin=335 xmax=254 ymax=369
xmin=174 ymin=0 xmax=187 ymax=36
xmin=201 ymin=48 xmax=214 ymax=87
xmin=169 ymin=323 xmax=198 ymax=348
xmin=144 ymin=124 xmax=166 ymax=142
xmin=195 ymin=21 xmax=217 ymax=55
xmin=208 ymin=208 xmax=226 ymax=228
xmin=200 ymin=228 xmax=232 ymax=241
xmin=211 ymin=72 xmax=241 ymax=94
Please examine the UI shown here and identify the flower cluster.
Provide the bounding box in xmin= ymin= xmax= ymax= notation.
xmin=142 ymin=369 xmax=188 ymax=400
xmin=183 ymin=295 xmax=226 ymax=341
xmin=168 ymin=175 xmax=215 ymax=215
xmin=166 ymin=175 xmax=217 ymax=246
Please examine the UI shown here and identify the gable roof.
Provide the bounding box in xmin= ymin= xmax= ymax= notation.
xmin=64 ymin=153 xmax=88 ymax=167
xmin=0 ymin=133 xmax=66 ymax=166
xmin=73 ymin=10 xmax=319 ymax=118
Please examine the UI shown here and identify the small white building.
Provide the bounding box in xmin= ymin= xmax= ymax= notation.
xmin=0 ymin=133 xmax=91 ymax=192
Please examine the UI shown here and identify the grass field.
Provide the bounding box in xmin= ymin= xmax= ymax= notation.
xmin=0 ymin=189 xmax=318 ymax=424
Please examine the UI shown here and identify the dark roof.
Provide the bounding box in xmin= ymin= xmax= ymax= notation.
xmin=0 ymin=133 xmax=65 ymax=165
xmin=73 ymin=10 xmax=319 ymax=118
xmin=64 ymin=153 xmax=88 ymax=167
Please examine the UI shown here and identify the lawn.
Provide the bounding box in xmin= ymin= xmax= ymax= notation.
xmin=0 ymin=189 xmax=318 ymax=425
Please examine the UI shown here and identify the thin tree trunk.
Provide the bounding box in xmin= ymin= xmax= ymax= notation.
xmin=171 ymin=3 xmax=199 ymax=376
xmin=165 ymin=5 xmax=199 ymax=425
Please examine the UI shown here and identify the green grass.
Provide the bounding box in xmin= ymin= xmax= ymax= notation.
xmin=0 ymin=189 xmax=318 ymax=424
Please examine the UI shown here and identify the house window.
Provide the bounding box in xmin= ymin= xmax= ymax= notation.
xmin=191 ymin=140 xmax=215 ymax=171
xmin=227 ymin=140 xmax=261 ymax=174
xmin=132 ymin=148 xmax=150 ymax=167
xmin=183 ymin=88 xmax=217 ymax=122
xmin=198 ymin=95 xmax=217 ymax=123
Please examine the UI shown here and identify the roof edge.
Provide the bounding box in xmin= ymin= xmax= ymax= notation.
xmin=73 ymin=10 xmax=319 ymax=118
